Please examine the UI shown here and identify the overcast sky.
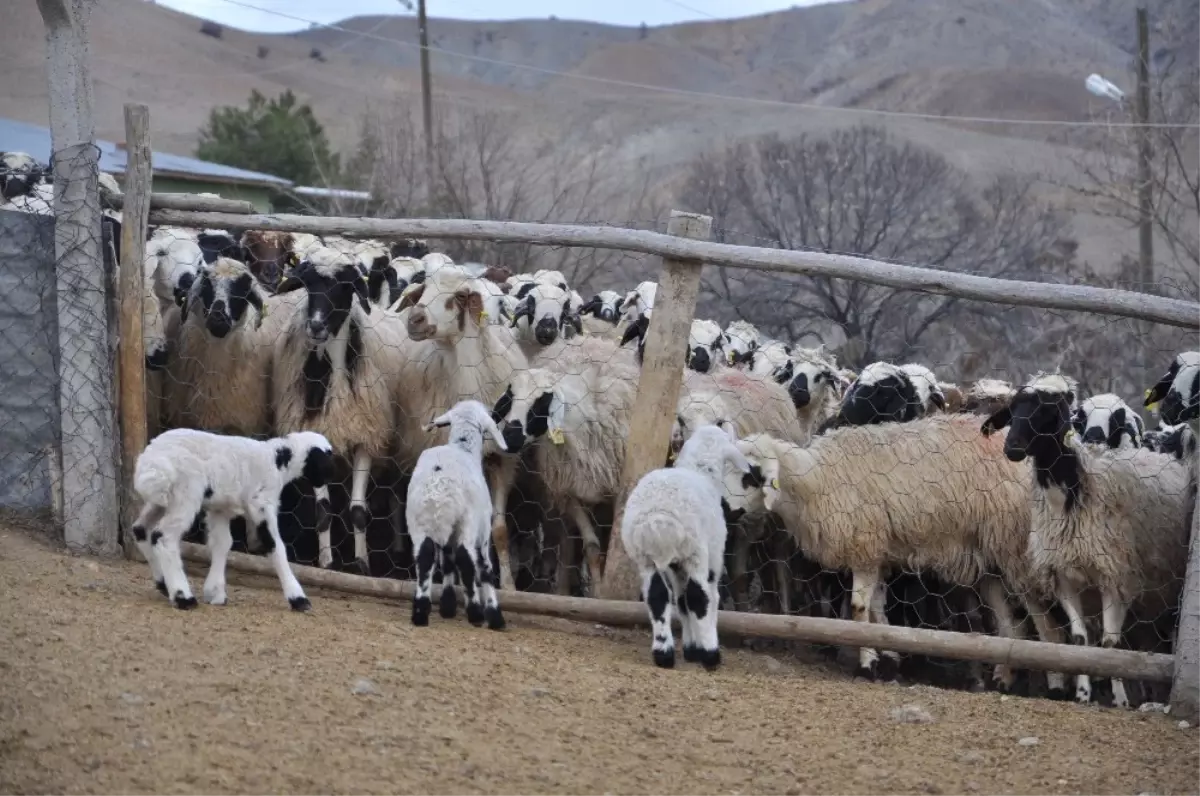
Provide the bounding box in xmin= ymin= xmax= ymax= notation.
xmin=157 ymin=0 xmax=841 ymax=33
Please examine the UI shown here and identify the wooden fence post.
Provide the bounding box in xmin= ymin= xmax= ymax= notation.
xmin=117 ymin=103 xmax=152 ymax=559
xmin=38 ymin=0 xmax=120 ymax=556
xmin=1170 ymin=493 xmax=1200 ymax=722
xmin=597 ymin=210 xmax=712 ymax=601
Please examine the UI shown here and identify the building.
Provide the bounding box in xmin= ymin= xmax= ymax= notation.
xmin=0 ymin=117 xmax=292 ymax=212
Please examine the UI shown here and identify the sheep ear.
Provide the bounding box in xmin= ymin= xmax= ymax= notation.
xmin=393 ymin=283 xmax=425 ymax=312
xmin=548 ymin=391 xmax=567 ymax=444
xmin=929 ymin=390 xmax=946 ymax=411
xmin=247 ymin=286 xmax=267 ymax=329
xmin=981 ymin=407 xmax=1012 ymax=436
xmin=354 ymin=272 xmax=371 ymax=314
xmin=762 ymin=473 xmax=781 ymax=513
xmin=580 ymin=295 xmax=602 ymax=315
xmin=424 ymin=411 xmax=452 ymax=431
xmin=276 ymin=273 xmax=304 ymax=294
xmin=727 ymin=445 xmax=752 ymax=475
xmin=482 ymin=412 xmax=508 ymax=452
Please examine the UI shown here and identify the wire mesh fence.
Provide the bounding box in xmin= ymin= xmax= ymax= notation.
xmin=2 ymin=141 xmax=1197 ymax=709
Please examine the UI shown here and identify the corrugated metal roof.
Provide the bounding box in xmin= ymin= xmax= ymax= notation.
xmin=293 ymin=185 xmax=372 ymax=200
xmin=0 ymin=117 xmax=293 ymax=188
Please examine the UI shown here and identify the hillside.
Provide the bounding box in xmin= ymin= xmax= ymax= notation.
xmin=2 ymin=0 xmax=1194 ymax=274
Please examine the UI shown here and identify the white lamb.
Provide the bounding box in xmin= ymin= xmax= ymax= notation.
xmin=619 ymin=280 xmax=657 ymax=324
xmin=1145 ymin=350 xmax=1199 ymax=428
xmin=723 ymin=320 xmax=760 ymax=366
xmin=622 ymin=422 xmax=752 ymax=670
xmin=1074 ymin=393 xmax=1144 ymax=450
xmin=130 ymin=428 xmax=334 ymax=611
xmin=406 ymin=400 xmax=508 ymax=630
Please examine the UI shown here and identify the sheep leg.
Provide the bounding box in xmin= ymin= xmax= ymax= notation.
xmin=315 ymin=484 xmax=334 ymax=569
xmin=202 ymin=514 xmax=234 ymax=605
xmin=868 ymin=576 xmax=901 ymax=681
xmin=249 ymin=501 xmax=310 ymax=611
xmin=454 ymin=544 xmax=485 ymax=626
xmin=243 ymin=514 xmax=265 ymax=553
xmin=349 ymin=449 xmax=372 ymax=575
xmin=957 ymin=587 xmax=988 ymax=692
xmin=130 ymin=503 xmax=167 ymax=597
xmin=1100 ymin=588 xmax=1131 ymax=709
xmin=411 ymin=536 xmax=437 ymax=626
xmin=151 ymin=505 xmax=200 ymax=610
xmin=1023 ymin=596 xmax=1070 ymax=699
xmin=680 ymin=564 xmax=720 ymax=670
xmin=473 ymin=524 xmax=505 ymax=630
xmin=568 ymin=502 xmax=604 ymax=596
xmin=555 ymin=527 xmax=575 ymax=596
xmin=644 ymin=568 xmax=676 ymax=668
xmin=1056 ymin=576 xmax=1093 ymax=704
xmin=729 ymin=533 xmax=752 ymax=611
xmin=772 ymin=537 xmax=792 ymax=616
xmin=979 ymin=576 xmax=1019 ymax=692
xmin=439 ymin=544 xmax=459 ymax=620
xmin=487 ymin=456 xmax=518 ymax=591
xmin=850 ymin=567 xmax=886 ymax=680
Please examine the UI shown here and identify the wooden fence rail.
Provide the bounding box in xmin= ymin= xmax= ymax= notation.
xmin=178 ymin=542 xmax=1175 ymax=684
xmin=144 ymin=211 xmax=1200 ymax=329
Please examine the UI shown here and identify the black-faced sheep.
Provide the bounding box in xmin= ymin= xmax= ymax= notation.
xmin=1145 ymin=351 xmax=1199 ymax=427
xmin=983 ymin=373 xmax=1195 ymax=707
xmin=1074 ymin=393 xmax=1144 ymax=450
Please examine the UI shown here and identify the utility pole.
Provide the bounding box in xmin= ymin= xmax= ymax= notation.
xmin=417 ymin=0 xmax=435 ymax=205
xmin=1135 ymin=7 xmax=1153 ymax=294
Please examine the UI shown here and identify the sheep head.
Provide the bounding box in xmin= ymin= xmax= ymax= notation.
xmin=490 ymin=368 xmax=567 ymax=452
xmin=400 ymin=267 xmax=488 ymax=342
xmin=0 ymin=152 xmax=44 ymax=201
xmin=1145 ymin=350 xmax=1200 ymax=426
xmin=275 ymin=247 xmax=369 ymax=345
xmin=183 ymin=257 xmax=269 ymax=339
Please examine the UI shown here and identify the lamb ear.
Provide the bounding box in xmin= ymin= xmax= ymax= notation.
xmin=480 ymin=411 xmax=509 ymax=452
xmin=726 ymin=444 xmax=752 ymax=475
xmin=354 ymin=272 xmax=371 ymax=314
xmin=247 ymin=286 xmax=267 ymax=329
xmin=579 ymin=296 xmax=602 ymax=316
xmin=929 ymin=390 xmax=946 ymax=411
xmin=424 ymin=411 xmax=452 ymax=431
xmin=392 ymin=282 xmax=425 ymax=312
xmin=548 ymin=391 xmax=567 ymax=436
xmin=275 ymin=272 xmax=304 ymax=294
xmin=981 ymin=406 xmax=1012 ymax=436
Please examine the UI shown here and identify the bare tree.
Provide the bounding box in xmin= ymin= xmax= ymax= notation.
xmin=678 ymin=125 xmax=1068 ymax=369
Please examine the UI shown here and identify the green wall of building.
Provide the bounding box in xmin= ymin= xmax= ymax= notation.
xmin=140 ymin=176 xmax=278 ymax=213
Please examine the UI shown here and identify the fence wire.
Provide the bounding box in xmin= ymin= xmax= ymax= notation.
xmin=2 ymin=147 xmax=1196 ymax=707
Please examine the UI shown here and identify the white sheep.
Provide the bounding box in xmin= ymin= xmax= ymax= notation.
xmin=734 ymin=415 xmax=1070 ymax=691
xmin=983 ymin=373 xmax=1195 ymax=707
xmin=366 ymin=255 xmax=424 ymax=310
xmin=622 ymin=422 xmax=752 ymax=669
xmin=827 ymin=360 xmax=946 ymax=429
xmin=686 ymin=318 xmax=726 ymax=373
xmin=578 ymin=289 xmax=624 ymax=335
xmin=406 ymin=400 xmax=508 ymax=629
xmin=722 ymin=320 xmax=760 ymax=367
xmin=508 ymin=281 xmax=580 ymax=352
xmin=1145 ymin=350 xmax=1199 ymax=427
xmin=130 ymin=427 xmax=334 ymax=611
xmin=392 ymin=264 xmax=530 ymax=588
xmin=619 ymin=280 xmax=657 ymax=324
xmin=1074 ymin=393 xmax=1144 ymax=449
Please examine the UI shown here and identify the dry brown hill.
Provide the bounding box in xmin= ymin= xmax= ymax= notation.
xmin=2 ymin=0 xmax=1194 ymax=273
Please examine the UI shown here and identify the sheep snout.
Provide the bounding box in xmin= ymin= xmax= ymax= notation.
xmin=688 ymin=346 xmax=711 ymax=373
xmin=206 ymin=302 xmax=233 ymax=338
xmin=535 ymin=316 xmax=559 ymax=345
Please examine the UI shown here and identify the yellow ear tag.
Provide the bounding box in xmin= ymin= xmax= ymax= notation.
xmin=549 ymin=428 xmax=565 ymax=445
xmin=727 ymin=350 xmax=735 ymax=364
xmin=260 ymin=304 xmax=269 ymax=318
xmin=770 ymin=478 xmax=780 ymax=490
xmin=1145 ymin=389 xmax=1160 ymax=412
xmin=1065 ymin=429 xmax=1075 ymax=442
xmin=479 ymin=310 xmax=490 ymax=321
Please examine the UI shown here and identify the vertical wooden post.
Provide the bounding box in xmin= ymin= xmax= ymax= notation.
xmin=1134 ymin=7 xmax=1153 ymax=295
xmin=1170 ymin=494 xmax=1200 ymax=723
xmin=38 ymin=0 xmax=121 ymax=556
xmin=118 ymin=103 xmax=152 ymax=559
xmin=597 ymin=210 xmax=712 ymax=601
xmin=416 ymin=0 xmax=435 ymax=203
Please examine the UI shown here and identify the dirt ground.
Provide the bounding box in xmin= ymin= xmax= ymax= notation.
xmin=1 ymin=524 xmax=1196 ymax=796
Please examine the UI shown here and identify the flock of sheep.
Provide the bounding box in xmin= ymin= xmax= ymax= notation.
xmin=3 ymin=151 xmax=1198 ymax=704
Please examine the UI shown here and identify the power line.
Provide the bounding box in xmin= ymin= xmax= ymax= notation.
xmin=200 ymin=0 xmax=1200 ymax=130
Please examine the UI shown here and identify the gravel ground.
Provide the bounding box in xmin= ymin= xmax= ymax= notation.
xmin=1 ymin=523 xmax=1196 ymax=795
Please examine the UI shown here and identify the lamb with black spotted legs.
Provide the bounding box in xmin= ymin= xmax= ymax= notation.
xmin=405 ymin=400 xmax=509 ymax=630
xmin=130 ymin=428 xmax=334 ymax=611
xmin=622 ymin=423 xmax=752 ymax=670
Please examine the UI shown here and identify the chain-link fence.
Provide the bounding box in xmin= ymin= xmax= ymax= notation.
xmin=3 ymin=138 xmax=1197 ymax=712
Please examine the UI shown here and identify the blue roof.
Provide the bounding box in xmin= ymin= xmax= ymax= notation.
xmin=0 ymin=116 xmax=292 ymax=188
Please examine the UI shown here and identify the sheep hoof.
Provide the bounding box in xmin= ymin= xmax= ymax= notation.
xmin=853 ymin=664 xmax=876 ymax=682
xmin=967 ymin=679 xmax=986 ymax=694
xmin=288 ymin=596 xmax=312 ymax=612
xmin=1046 ymin=686 xmax=1070 ymax=701
xmin=653 ymin=649 xmax=676 ymax=669
xmin=354 ymin=557 xmax=371 ymax=576
xmin=411 ymin=597 xmax=431 ymax=626
xmin=439 ymin=587 xmax=458 ymax=619
xmin=154 ymin=580 xmax=168 ymax=597
xmin=466 ymin=602 xmax=485 ymax=626
xmin=173 ymin=593 xmax=198 ymax=610
xmin=876 ymin=655 xmax=900 ymax=683
xmin=485 ymin=606 xmax=505 ymax=631
xmin=697 ymin=648 xmax=721 ymax=671
xmin=683 ymin=644 xmax=701 ymax=663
